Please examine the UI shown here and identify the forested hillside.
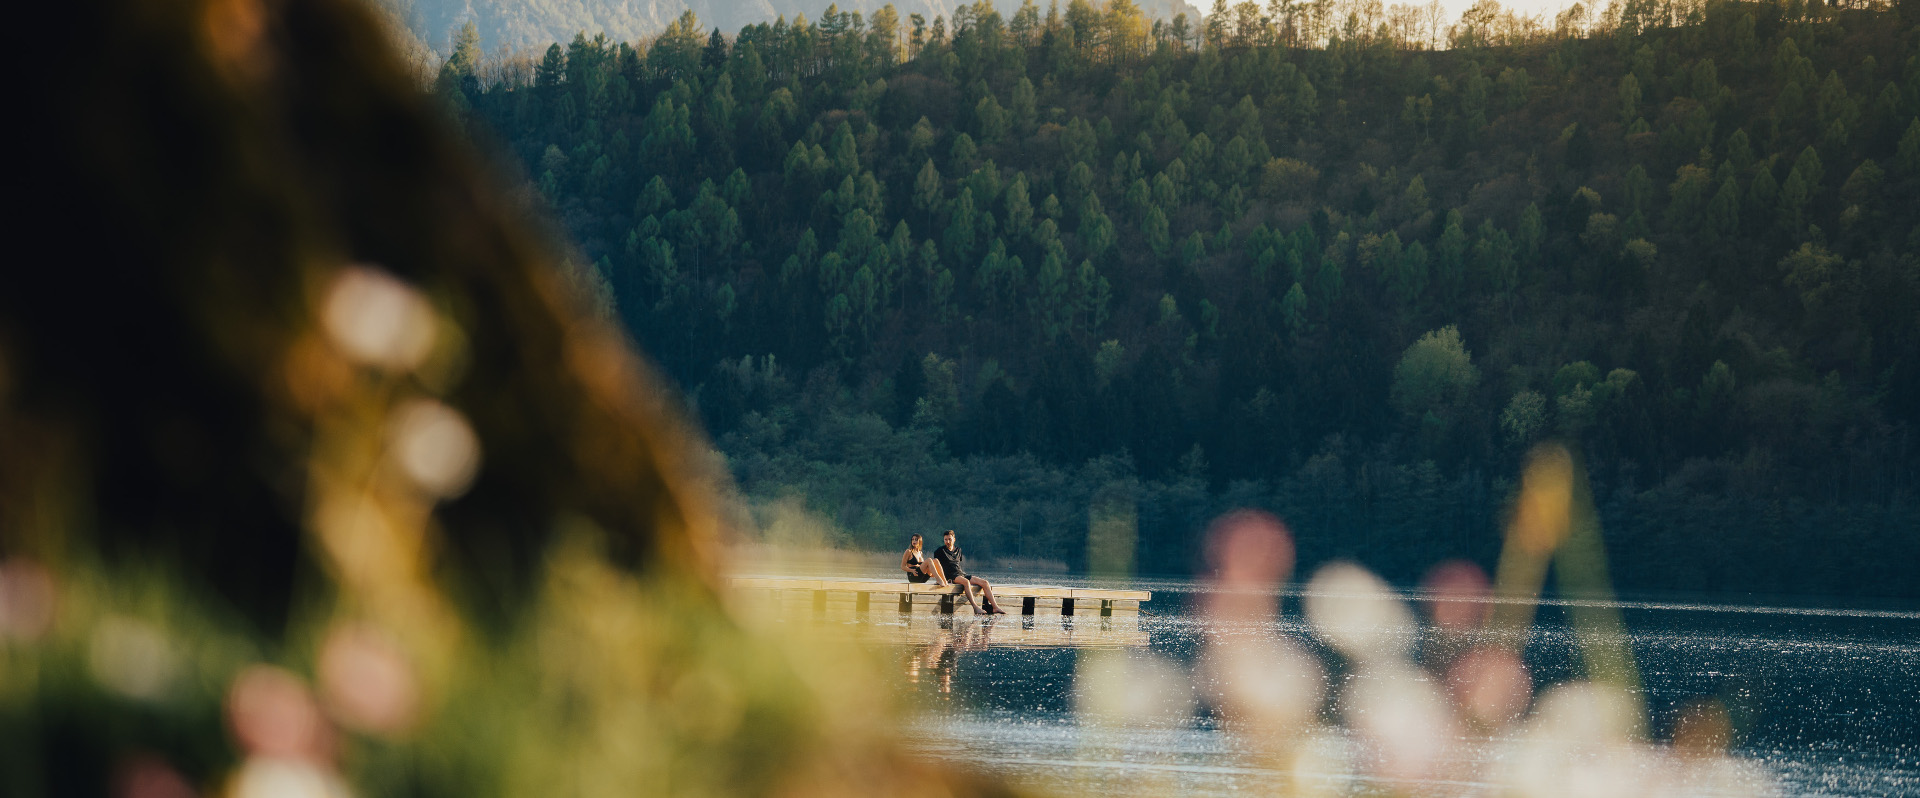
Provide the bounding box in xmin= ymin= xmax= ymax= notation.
xmin=436 ymin=0 xmax=1920 ymax=598
xmin=377 ymin=0 xmax=1200 ymax=54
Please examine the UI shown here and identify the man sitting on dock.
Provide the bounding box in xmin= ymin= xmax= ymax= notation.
xmin=933 ymin=529 xmax=1008 ymax=614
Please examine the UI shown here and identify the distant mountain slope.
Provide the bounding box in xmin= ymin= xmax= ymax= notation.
xmin=378 ymin=0 xmax=1203 ymax=54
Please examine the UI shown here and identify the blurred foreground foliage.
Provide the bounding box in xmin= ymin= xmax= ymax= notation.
xmin=4 ymin=0 xmax=996 ymax=795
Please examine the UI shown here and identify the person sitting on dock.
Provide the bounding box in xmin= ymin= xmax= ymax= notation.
xmin=933 ymin=529 xmax=1008 ymax=614
xmin=902 ymin=532 xmax=982 ymax=613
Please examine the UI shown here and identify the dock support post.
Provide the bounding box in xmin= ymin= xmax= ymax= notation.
xmin=855 ymin=592 xmax=870 ymax=613
xmin=1062 ymin=598 xmax=1076 ymax=616
xmin=1021 ymin=596 xmax=1035 ymax=615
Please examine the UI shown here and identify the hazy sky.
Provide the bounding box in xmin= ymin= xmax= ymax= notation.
xmin=1197 ymin=0 xmax=1591 ymax=29
xmin=1410 ymin=0 xmax=1587 ymax=26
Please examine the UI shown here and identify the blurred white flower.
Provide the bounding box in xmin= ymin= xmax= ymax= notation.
xmin=1304 ymin=562 xmax=1415 ymax=663
xmin=88 ymin=616 xmax=181 ymax=701
xmin=1200 ymin=635 xmax=1323 ymax=730
xmin=1075 ymin=649 xmax=1193 ymax=726
xmin=321 ymin=266 xmax=435 ymax=372
xmin=1500 ymin=681 xmax=1647 ymax=798
xmin=1288 ymin=729 xmax=1357 ymax=798
xmin=385 ymin=398 xmax=480 ymax=498
xmin=230 ymin=758 xmax=351 ymax=798
xmin=1343 ymin=663 xmax=1458 ymax=783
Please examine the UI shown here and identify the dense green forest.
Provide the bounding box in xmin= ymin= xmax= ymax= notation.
xmin=373 ymin=0 xmax=1199 ymax=57
xmin=434 ymin=0 xmax=1919 ymax=598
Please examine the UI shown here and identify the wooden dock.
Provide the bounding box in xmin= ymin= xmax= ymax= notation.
xmin=726 ymin=576 xmax=1151 ymax=617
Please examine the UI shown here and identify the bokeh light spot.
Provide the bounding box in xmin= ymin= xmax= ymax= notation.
xmin=0 ymin=558 xmax=55 ymax=640
xmin=1421 ymin=559 xmax=1492 ymax=630
xmin=1345 ymin=664 xmax=1458 ymax=782
xmin=386 ymin=398 xmax=480 ymax=498
xmin=320 ymin=266 xmax=436 ymax=373
xmin=1075 ymin=649 xmax=1194 ymax=726
xmin=88 ymin=616 xmax=181 ymax=702
xmin=114 ymin=755 xmax=197 ymax=798
xmin=1448 ymin=645 xmax=1533 ymax=729
xmin=317 ymin=623 xmax=419 ymax=736
xmin=1305 ymin=562 xmax=1415 ymax=663
xmin=1511 ymin=444 xmax=1575 ymax=556
xmin=227 ymin=666 xmax=329 ymax=762
xmin=1201 ymin=636 xmax=1324 ymax=730
xmin=230 ymin=758 xmax=349 ymax=798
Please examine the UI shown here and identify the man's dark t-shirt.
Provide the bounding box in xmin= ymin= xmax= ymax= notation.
xmin=933 ymin=544 xmax=967 ymax=580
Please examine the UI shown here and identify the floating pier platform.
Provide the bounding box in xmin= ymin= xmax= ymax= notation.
xmin=726 ymin=576 xmax=1151 ymax=617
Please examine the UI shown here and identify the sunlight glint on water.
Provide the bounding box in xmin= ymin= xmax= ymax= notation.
xmin=822 ymin=584 xmax=1920 ymax=798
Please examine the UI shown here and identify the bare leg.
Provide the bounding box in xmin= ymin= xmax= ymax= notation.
xmin=949 ymin=573 xmax=982 ymax=611
xmin=926 ymin=560 xmax=978 ymax=609
xmin=959 ymin=577 xmax=982 ymax=611
xmin=975 ymin=577 xmax=1007 ymax=613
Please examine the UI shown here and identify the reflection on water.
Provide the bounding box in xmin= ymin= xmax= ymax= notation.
xmin=898 ymin=614 xmax=1156 ymax=701
xmin=738 ymin=564 xmax=1920 ymax=797
xmin=848 ymin=589 xmax=1920 ymax=798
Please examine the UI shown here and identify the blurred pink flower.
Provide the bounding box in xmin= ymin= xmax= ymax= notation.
xmin=318 ymin=623 xmax=420 ymax=736
xmin=1448 ymin=645 xmax=1533 ymax=729
xmin=1202 ymin=510 xmax=1293 ymax=622
xmin=0 ymin=558 xmax=56 ymax=640
xmin=114 ymin=755 xmax=196 ymax=798
xmin=1421 ymin=559 xmax=1492 ymax=631
xmin=227 ymin=666 xmax=332 ymax=762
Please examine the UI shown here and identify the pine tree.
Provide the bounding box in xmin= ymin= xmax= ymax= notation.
xmin=1011 ymin=77 xmax=1038 ymax=133
xmin=1776 ymin=168 xmax=1810 ymax=234
xmin=1791 ymin=145 xmax=1825 ymax=189
xmin=828 ymin=121 xmax=859 ymax=177
xmin=439 ymin=21 xmax=482 ymax=89
xmin=1280 ymin=283 xmax=1309 ymax=332
xmin=975 ymin=94 xmax=1009 ymax=143
xmin=1435 ymin=212 xmax=1468 ymax=299
xmin=1392 ymin=241 xmax=1431 ymax=305
xmin=1144 ymin=206 xmax=1171 ymax=255
xmin=950 ymin=133 xmax=979 ymax=173
xmin=913 ymin=159 xmax=943 ymax=214
xmin=1896 ymin=119 xmax=1920 ymax=174
xmin=1517 ymin=203 xmax=1544 ymax=262
xmin=944 ymin=187 xmax=978 ymax=265
xmin=1004 ymin=174 xmax=1033 ymax=238
xmin=536 ymin=44 xmax=566 ymax=89
xmin=1702 ymin=177 xmax=1740 ymax=240
xmin=1618 ymin=74 xmax=1642 ymax=125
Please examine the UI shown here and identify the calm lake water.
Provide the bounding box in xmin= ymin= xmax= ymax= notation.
xmin=772 ymin=572 xmax=1920 ymax=797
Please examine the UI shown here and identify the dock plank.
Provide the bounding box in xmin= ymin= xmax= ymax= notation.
xmin=1070 ymin=587 xmax=1151 ymax=601
xmin=731 ymin=577 xmax=821 ymax=591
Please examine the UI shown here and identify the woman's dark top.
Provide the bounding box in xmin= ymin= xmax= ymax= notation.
xmin=905 ymin=551 xmax=931 ymax=583
xmin=933 ymin=544 xmax=967 ymax=580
